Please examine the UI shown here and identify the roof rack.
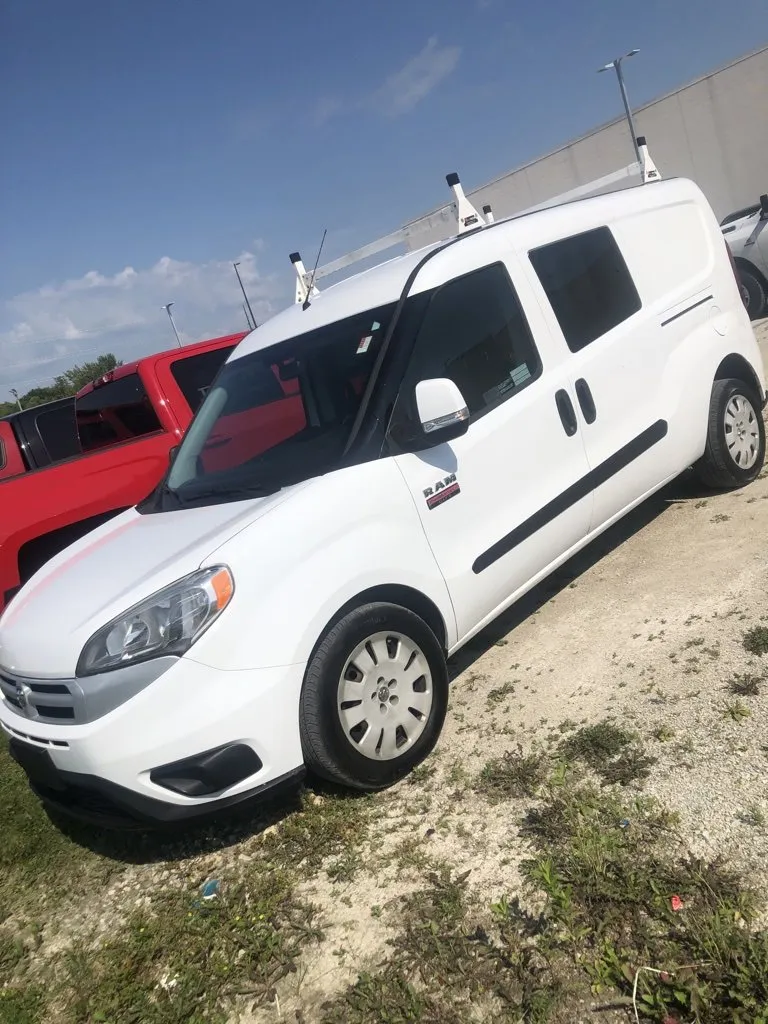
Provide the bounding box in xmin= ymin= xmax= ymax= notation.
xmin=290 ymin=136 xmax=660 ymax=304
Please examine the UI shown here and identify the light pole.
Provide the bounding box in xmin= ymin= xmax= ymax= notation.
xmin=598 ymin=49 xmax=641 ymax=166
xmin=161 ymin=302 xmax=183 ymax=348
xmin=233 ymin=262 xmax=257 ymax=330
xmin=10 ymin=388 xmax=22 ymax=412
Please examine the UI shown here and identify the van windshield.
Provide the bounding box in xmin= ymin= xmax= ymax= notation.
xmin=162 ymin=304 xmax=395 ymax=508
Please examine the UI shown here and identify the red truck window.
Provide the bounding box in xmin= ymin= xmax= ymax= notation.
xmin=76 ymin=373 xmax=162 ymax=453
xmin=170 ymin=346 xmax=236 ymax=413
xmin=200 ymin=359 xmax=306 ymax=474
xmin=0 ymin=437 xmax=5 ymax=470
xmin=33 ymin=403 xmax=80 ymax=462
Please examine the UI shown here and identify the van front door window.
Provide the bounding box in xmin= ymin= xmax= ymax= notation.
xmin=162 ymin=304 xmax=397 ymax=508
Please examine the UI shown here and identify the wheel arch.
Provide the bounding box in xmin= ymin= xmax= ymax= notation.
xmin=311 ymin=584 xmax=450 ymax=663
xmin=734 ymin=255 xmax=768 ymax=293
xmin=714 ymin=353 xmax=764 ymax=403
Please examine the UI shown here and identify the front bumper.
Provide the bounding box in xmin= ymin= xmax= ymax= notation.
xmin=0 ymin=655 xmax=307 ymax=828
xmin=7 ymin=738 xmax=305 ymax=828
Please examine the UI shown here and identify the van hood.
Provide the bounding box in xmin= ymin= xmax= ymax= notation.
xmin=0 ymin=482 xmax=308 ymax=677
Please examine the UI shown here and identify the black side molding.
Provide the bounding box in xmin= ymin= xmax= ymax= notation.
xmin=661 ymin=295 xmax=712 ymax=327
xmin=473 ymin=420 xmax=668 ymax=574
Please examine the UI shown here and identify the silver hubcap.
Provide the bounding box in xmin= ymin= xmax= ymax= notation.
xmin=337 ymin=631 xmax=433 ymax=760
xmin=724 ymin=394 xmax=760 ymax=469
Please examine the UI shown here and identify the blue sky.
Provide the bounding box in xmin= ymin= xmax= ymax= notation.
xmin=1 ymin=0 xmax=765 ymax=401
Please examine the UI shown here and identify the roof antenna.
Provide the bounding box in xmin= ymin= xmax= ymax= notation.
xmin=294 ymin=229 xmax=327 ymax=310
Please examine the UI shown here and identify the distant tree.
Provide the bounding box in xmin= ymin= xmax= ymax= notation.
xmin=2 ymin=353 xmax=123 ymax=414
xmin=52 ymin=354 xmax=122 ymax=396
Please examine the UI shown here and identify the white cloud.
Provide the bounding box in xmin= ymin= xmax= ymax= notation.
xmin=0 ymin=250 xmax=284 ymax=397
xmin=369 ymin=37 xmax=461 ymax=117
xmin=312 ymin=95 xmax=344 ymax=127
xmin=303 ymin=37 xmax=462 ymax=129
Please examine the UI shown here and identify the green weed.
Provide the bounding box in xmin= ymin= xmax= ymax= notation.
xmin=475 ymin=747 xmax=547 ymax=801
xmin=743 ymin=625 xmax=768 ymax=656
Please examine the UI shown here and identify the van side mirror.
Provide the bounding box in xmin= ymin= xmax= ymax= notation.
xmin=760 ymin=194 xmax=768 ymax=220
xmin=415 ymin=378 xmax=469 ymax=443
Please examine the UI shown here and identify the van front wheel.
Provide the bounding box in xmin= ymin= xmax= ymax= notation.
xmin=694 ymin=378 xmax=765 ymax=490
xmin=299 ymin=603 xmax=448 ymax=790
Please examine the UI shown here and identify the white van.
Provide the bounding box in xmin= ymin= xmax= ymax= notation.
xmin=721 ymin=193 xmax=768 ymax=320
xmin=1 ymin=173 xmax=765 ymax=827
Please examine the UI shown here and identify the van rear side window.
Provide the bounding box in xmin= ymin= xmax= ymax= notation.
xmin=76 ymin=374 xmax=162 ymax=453
xmin=529 ymin=226 xmax=641 ymax=352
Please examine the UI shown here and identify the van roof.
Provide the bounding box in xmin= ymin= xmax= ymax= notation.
xmin=75 ymin=331 xmax=248 ymax=399
xmin=234 ymin=176 xmax=694 ymax=362
xmin=233 ymin=241 xmax=445 ymax=359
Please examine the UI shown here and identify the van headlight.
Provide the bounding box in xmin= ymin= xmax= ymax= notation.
xmin=76 ymin=566 xmax=234 ymax=677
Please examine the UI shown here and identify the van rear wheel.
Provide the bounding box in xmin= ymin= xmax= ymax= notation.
xmin=299 ymin=603 xmax=448 ymax=790
xmin=739 ymin=267 xmax=767 ymax=321
xmin=694 ymin=378 xmax=765 ymax=490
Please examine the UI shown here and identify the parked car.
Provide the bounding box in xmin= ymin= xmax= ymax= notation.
xmin=722 ymin=193 xmax=768 ymax=320
xmin=0 ymin=397 xmax=80 ymax=482
xmin=0 ymin=332 xmax=246 ymax=613
xmin=1 ymin=176 xmax=765 ymax=828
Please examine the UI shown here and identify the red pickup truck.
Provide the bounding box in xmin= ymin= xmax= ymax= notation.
xmin=0 ymin=331 xmax=247 ymax=612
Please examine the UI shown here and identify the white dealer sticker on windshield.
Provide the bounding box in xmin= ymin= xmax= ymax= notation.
xmin=357 ymin=321 xmax=381 ymax=354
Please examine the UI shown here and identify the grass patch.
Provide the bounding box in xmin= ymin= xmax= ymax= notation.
xmin=0 ymin=755 xmax=371 ymax=1023
xmin=475 ymin=747 xmax=547 ymax=801
xmin=260 ymin=790 xmax=371 ymax=877
xmin=328 ymin=780 xmax=768 ymax=1023
xmin=558 ymin=720 xmax=656 ymax=786
xmin=486 ymin=681 xmax=516 ymax=707
xmin=321 ymin=865 xmax=563 ymax=1023
xmin=0 ymin=986 xmax=46 ymax=1024
xmin=59 ymin=866 xmax=319 ymax=1024
xmin=720 ymin=700 xmax=751 ymax=723
xmin=729 ymin=672 xmax=762 ymax=696
xmin=0 ymin=737 xmax=120 ymax=924
xmin=652 ymin=725 xmax=675 ymax=743
xmin=521 ymin=780 xmax=768 ymax=1023
xmin=743 ymin=625 xmax=768 ymax=656
xmin=738 ymin=804 xmax=767 ymax=829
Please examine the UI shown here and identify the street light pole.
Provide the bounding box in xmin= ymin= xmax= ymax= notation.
xmin=598 ymin=49 xmax=641 ymax=166
xmin=161 ymin=302 xmax=183 ymax=348
xmin=10 ymin=388 xmax=22 ymax=412
xmin=233 ymin=262 xmax=257 ymax=329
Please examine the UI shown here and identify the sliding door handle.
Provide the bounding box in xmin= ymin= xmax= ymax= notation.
xmin=555 ymin=389 xmax=578 ymax=437
xmin=575 ymin=378 xmax=597 ymax=424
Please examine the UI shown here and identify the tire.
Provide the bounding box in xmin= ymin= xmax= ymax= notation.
xmin=739 ymin=267 xmax=767 ymax=321
xmin=694 ymin=377 xmax=765 ymax=490
xmin=299 ymin=602 xmax=448 ymax=790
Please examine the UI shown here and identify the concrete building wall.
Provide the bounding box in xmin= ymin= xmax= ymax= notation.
xmin=403 ymin=45 xmax=768 ymax=250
